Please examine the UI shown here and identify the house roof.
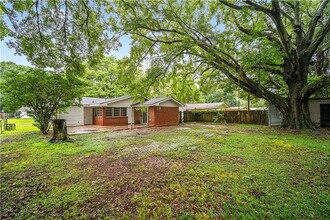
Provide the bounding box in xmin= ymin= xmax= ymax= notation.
xmin=98 ymin=95 xmax=132 ymax=105
xmin=132 ymin=97 xmax=183 ymax=107
xmin=80 ymin=97 xmax=109 ymax=106
xmin=184 ymin=102 xmax=228 ymax=110
xmin=79 ymin=96 xmax=132 ymax=106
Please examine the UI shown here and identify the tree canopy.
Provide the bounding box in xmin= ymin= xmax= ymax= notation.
xmin=83 ymin=56 xmax=128 ymax=98
xmin=108 ymin=0 xmax=330 ymax=128
xmin=1 ymin=0 xmax=115 ymax=74
xmin=0 ymin=62 xmax=84 ymax=134
xmin=2 ymin=0 xmax=330 ymax=129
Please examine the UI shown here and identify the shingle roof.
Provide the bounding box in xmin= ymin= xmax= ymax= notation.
xmin=143 ymin=97 xmax=170 ymax=105
xmin=81 ymin=97 xmax=109 ymax=105
xmin=78 ymin=96 xmax=132 ymax=106
xmin=185 ymin=102 xmax=228 ymax=110
xmin=132 ymin=97 xmax=183 ymax=107
xmin=99 ymin=95 xmax=132 ymax=104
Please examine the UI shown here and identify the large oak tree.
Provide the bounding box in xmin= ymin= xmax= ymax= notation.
xmin=2 ymin=0 xmax=330 ymax=129
xmin=109 ymin=0 xmax=330 ymax=129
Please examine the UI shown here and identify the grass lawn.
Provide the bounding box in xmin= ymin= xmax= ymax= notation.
xmin=1 ymin=118 xmax=39 ymax=133
xmin=1 ymin=122 xmax=329 ymax=219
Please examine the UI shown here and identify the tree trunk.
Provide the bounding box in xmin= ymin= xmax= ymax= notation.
xmin=280 ymin=81 xmax=316 ymax=129
xmin=50 ymin=119 xmax=68 ymax=142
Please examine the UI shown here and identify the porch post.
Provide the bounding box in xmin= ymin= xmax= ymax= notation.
xmin=130 ymin=106 xmax=134 ymax=129
xmin=102 ymin=106 xmax=106 ymax=126
xmin=146 ymin=106 xmax=149 ymax=127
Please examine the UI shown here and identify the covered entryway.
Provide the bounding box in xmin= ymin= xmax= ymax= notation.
xmin=141 ymin=111 xmax=148 ymax=124
xmin=131 ymin=97 xmax=183 ymax=127
xmin=320 ymin=104 xmax=330 ymax=127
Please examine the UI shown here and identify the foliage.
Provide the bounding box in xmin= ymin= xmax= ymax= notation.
xmin=213 ymin=111 xmax=226 ymax=124
xmin=2 ymin=1 xmax=330 ymax=128
xmin=136 ymin=60 xmax=203 ymax=103
xmin=1 ymin=0 xmax=114 ymax=74
xmin=0 ymin=63 xmax=85 ymax=134
xmin=1 ymin=123 xmax=329 ymax=219
xmin=107 ymin=0 xmax=330 ymax=129
xmin=107 ymin=57 xmax=204 ymax=103
xmin=83 ymin=56 xmax=128 ymax=98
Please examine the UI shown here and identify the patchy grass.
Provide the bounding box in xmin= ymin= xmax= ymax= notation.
xmin=1 ymin=123 xmax=329 ymax=219
xmin=1 ymin=118 xmax=39 ymax=133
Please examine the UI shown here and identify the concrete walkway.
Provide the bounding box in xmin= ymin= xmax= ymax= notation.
xmin=67 ymin=124 xmax=147 ymax=135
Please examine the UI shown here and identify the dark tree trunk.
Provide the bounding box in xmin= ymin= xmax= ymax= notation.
xmin=281 ymin=98 xmax=312 ymax=129
xmin=279 ymin=80 xmax=316 ymax=129
xmin=50 ymin=119 xmax=68 ymax=142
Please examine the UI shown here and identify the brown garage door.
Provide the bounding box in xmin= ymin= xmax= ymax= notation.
xmin=320 ymin=104 xmax=330 ymax=127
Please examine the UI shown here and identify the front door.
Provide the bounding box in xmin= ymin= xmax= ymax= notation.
xmin=84 ymin=107 xmax=93 ymax=125
xmin=141 ymin=111 xmax=148 ymax=124
xmin=320 ymin=104 xmax=330 ymax=127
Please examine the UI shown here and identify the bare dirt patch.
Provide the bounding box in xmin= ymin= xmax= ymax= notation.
xmin=78 ymin=151 xmax=182 ymax=217
xmin=248 ymin=188 xmax=266 ymax=199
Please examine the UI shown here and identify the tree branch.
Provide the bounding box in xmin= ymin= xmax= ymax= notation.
xmin=35 ymin=0 xmax=43 ymax=42
xmin=306 ymin=13 xmax=330 ymax=60
xmin=301 ymin=75 xmax=330 ymax=98
xmin=253 ymin=65 xmax=282 ymax=75
xmin=306 ymin=0 xmax=329 ymax=42
xmin=218 ymin=0 xmax=250 ymax=10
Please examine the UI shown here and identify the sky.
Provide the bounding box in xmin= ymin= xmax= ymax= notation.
xmin=1 ymin=35 xmax=132 ymax=66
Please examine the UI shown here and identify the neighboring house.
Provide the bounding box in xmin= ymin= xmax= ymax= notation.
xmin=59 ymin=96 xmax=183 ymax=127
xmin=18 ymin=107 xmax=32 ymax=118
xmin=224 ymin=106 xmax=266 ymax=111
xmin=183 ymin=102 xmax=228 ymax=111
xmin=132 ymin=97 xmax=184 ymax=127
xmin=269 ymin=98 xmax=330 ymax=127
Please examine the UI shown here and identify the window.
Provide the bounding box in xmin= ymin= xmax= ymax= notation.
xmin=121 ymin=108 xmax=127 ymax=116
xmin=95 ymin=107 xmax=102 ymax=117
xmin=114 ymin=107 xmax=120 ymax=116
xmin=106 ymin=107 xmax=113 ymax=116
xmin=105 ymin=107 xmax=127 ymax=117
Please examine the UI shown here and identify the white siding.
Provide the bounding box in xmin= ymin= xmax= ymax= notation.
xmin=127 ymin=107 xmax=132 ymax=123
xmin=59 ymin=106 xmax=84 ymax=126
xmin=268 ymin=103 xmax=282 ymax=126
xmin=159 ymin=100 xmax=181 ymax=107
xmin=269 ymin=99 xmax=330 ymax=126
xmin=309 ymin=99 xmax=330 ymax=126
xmin=106 ymin=97 xmax=133 ymax=107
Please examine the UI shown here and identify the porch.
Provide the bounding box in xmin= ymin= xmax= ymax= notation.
xmin=67 ymin=124 xmax=148 ymax=135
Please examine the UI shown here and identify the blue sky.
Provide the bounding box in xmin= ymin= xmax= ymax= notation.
xmin=1 ymin=35 xmax=132 ymax=66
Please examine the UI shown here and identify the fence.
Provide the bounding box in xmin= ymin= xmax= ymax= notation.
xmin=0 ymin=112 xmax=18 ymax=119
xmin=183 ymin=110 xmax=269 ymax=125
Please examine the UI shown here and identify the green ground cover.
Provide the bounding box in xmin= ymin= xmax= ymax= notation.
xmin=1 ymin=122 xmax=329 ymax=219
xmin=1 ymin=118 xmax=39 ymax=133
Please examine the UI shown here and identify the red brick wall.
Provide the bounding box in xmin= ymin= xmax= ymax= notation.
xmin=149 ymin=106 xmax=179 ymax=127
xmin=93 ymin=107 xmax=128 ymax=126
xmin=94 ymin=117 xmax=103 ymax=125
xmin=104 ymin=117 xmax=128 ymax=126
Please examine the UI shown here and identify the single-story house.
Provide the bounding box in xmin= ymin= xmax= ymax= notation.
xmin=269 ymin=98 xmax=330 ymax=127
xmin=58 ymin=96 xmax=133 ymax=126
xmin=183 ymin=102 xmax=228 ymax=111
xmin=132 ymin=97 xmax=183 ymax=127
xmin=59 ymin=96 xmax=183 ymax=127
